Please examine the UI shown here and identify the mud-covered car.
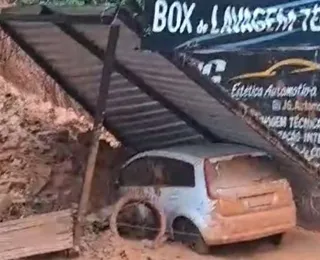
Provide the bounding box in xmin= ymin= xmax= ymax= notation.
xmin=117 ymin=143 xmax=296 ymax=254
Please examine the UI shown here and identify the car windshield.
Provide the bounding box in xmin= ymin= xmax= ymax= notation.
xmin=208 ymin=155 xmax=279 ymax=189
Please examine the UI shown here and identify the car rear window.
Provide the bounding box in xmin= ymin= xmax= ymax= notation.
xmin=208 ymin=155 xmax=279 ymax=188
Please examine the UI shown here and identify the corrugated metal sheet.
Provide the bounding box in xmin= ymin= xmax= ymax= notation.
xmin=73 ymin=20 xmax=278 ymax=151
xmin=0 ymin=8 xmax=311 ymax=167
xmin=0 ymin=7 xmax=311 ymax=161
xmin=4 ymin=20 xmax=205 ymax=151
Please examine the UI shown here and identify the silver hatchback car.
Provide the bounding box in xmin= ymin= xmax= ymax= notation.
xmin=117 ymin=143 xmax=296 ymax=254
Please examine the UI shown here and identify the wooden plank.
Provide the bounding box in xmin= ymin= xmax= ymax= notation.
xmin=74 ymin=24 xmax=120 ymax=246
xmin=0 ymin=209 xmax=73 ymax=260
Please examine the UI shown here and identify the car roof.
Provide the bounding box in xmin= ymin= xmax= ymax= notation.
xmin=141 ymin=143 xmax=267 ymax=159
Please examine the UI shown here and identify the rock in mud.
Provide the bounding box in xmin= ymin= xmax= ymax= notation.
xmin=0 ymin=194 xmax=12 ymax=215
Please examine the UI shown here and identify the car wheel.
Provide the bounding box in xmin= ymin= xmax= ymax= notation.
xmin=269 ymin=233 xmax=283 ymax=246
xmin=173 ymin=218 xmax=210 ymax=255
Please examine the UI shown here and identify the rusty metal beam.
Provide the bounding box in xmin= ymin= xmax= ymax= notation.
xmin=74 ymin=24 xmax=120 ymax=247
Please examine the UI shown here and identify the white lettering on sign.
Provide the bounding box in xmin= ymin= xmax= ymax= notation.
xmin=196 ymin=19 xmax=209 ymax=34
xmin=151 ymin=1 xmax=320 ymax=35
xmin=264 ymin=84 xmax=317 ymax=98
xmin=309 ymin=5 xmax=320 ymax=32
xmin=153 ymin=0 xmax=167 ymax=32
xmin=197 ymin=59 xmax=227 ymax=83
xmin=167 ymin=1 xmax=183 ymax=33
xmin=288 ymin=116 xmax=320 ymax=130
xmin=152 ymin=0 xmax=196 ymax=33
xmin=303 ymin=132 xmax=320 ymax=145
xmin=281 ymin=100 xmax=320 ymax=112
xmin=229 ymin=83 xmax=317 ymax=100
xmin=210 ymin=5 xmax=219 ymax=34
xmin=278 ymin=130 xmax=301 ymax=144
xmin=213 ymin=4 xmax=320 ymax=34
xmin=295 ymin=145 xmax=320 ymax=161
xmin=309 ymin=147 xmax=320 ymax=160
xmin=252 ymin=8 xmax=267 ymax=32
xmin=260 ymin=116 xmax=287 ymax=129
xmin=210 ymin=5 xmax=298 ymax=34
xmin=231 ymin=83 xmax=264 ymax=99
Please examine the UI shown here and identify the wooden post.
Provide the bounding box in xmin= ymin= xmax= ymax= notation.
xmin=74 ymin=24 xmax=120 ymax=247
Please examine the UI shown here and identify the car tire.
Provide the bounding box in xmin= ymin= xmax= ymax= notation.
xmin=173 ymin=218 xmax=210 ymax=255
xmin=269 ymin=233 xmax=284 ymax=246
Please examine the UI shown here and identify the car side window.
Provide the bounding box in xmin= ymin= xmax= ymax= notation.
xmin=151 ymin=157 xmax=195 ymax=187
xmin=119 ymin=158 xmax=153 ymax=186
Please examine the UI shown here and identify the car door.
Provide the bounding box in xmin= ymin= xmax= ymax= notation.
xmin=148 ymin=156 xmax=196 ymax=226
xmin=119 ymin=156 xmax=160 ymax=221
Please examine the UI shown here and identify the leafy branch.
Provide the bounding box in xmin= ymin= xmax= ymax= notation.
xmin=16 ymin=0 xmax=144 ymax=10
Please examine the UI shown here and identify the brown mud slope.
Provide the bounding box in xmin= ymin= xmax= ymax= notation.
xmin=0 ymin=76 xmax=121 ymax=220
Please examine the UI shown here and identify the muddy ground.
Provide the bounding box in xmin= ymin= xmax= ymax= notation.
xmin=0 ymin=76 xmax=319 ymax=260
xmin=33 ymin=228 xmax=320 ymax=260
xmin=78 ymin=228 xmax=320 ymax=260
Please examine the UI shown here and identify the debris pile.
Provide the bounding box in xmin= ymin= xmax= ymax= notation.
xmin=0 ymin=76 xmax=119 ymax=221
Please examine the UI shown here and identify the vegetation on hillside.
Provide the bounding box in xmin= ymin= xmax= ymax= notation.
xmin=17 ymin=0 xmax=144 ymax=9
xmin=13 ymin=0 xmax=144 ymax=17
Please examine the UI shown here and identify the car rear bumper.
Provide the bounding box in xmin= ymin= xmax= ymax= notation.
xmin=201 ymin=204 xmax=296 ymax=245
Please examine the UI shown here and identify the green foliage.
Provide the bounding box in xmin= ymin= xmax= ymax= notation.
xmin=17 ymin=0 xmax=144 ymax=9
xmin=18 ymin=0 xmax=87 ymax=6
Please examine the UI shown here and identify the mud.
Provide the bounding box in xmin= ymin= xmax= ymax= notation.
xmin=73 ymin=228 xmax=319 ymax=260
xmin=0 ymin=76 xmax=122 ymax=220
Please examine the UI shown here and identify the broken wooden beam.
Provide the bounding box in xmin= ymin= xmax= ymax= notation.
xmin=0 ymin=209 xmax=73 ymax=260
xmin=74 ymin=24 xmax=120 ymax=246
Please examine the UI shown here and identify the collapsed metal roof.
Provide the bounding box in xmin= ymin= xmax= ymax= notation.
xmin=0 ymin=4 xmax=320 ymax=227
xmin=0 ymin=7 xmax=295 ymax=149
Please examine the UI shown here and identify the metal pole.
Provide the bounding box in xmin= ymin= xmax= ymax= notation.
xmin=74 ymin=24 xmax=120 ymax=247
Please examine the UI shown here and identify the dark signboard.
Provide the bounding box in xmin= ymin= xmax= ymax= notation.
xmin=190 ymin=50 xmax=320 ymax=166
xmin=142 ymin=0 xmax=320 ymax=166
xmin=142 ymin=0 xmax=320 ymax=52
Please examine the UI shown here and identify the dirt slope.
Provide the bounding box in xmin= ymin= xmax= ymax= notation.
xmin=0 ymin=76 xmax=121 ymax=218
